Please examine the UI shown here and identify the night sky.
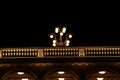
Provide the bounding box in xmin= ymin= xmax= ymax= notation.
xmin=0 ymin=2 xmax=119 ymax=47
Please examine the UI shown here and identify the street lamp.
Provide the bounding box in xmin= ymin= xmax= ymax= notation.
xmin=49 ymin=26 xmax=73 ymax=47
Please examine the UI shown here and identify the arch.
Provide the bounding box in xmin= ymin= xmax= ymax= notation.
xmin=43 ymin=68 xmax=80 ymax=80
xmin=1 ymin=69 xmax=39 ymax=80
xmin=84 ymin=68 xmax=120 ymax=80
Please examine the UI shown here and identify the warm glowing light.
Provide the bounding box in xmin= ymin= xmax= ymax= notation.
xmin=66 ymin=40 xmax=70 ymax=43
xmin=17 ymin=72 xmax=24 ymax=75
xmin=66 ymin=43 xmax=69 ymax=46
xmin=49 ymin=26 xmax=72 ymax=47
xmin=62 ymin=27 xmax=66 ymax=33
xmin=58 ymin=78 xmax=65 ymax=80
xmin=58 ymin=71 xmax=65 ymax=74
xmin=60 ymin=32 xmax=63 ymax=36
xmin=68 ymin=34 xmax=72 ymax=38
xmin=21 ymin=78 xmax=28 ymax=80
xmin=50 ymin=35 xmax=54 ymax=38
xmin=55 ymin=27 xmax=59 ymax=33
xmin=53 ymin=40 xmax=56 ymax=43
xmin=65 ymin=40 xmax=70 ymax=46
xmin=53 ymin=43 xmax=56 ymax=47
xmin=97 ymin=78 xmax=104 ymax=80
xmin=99 ymin=71 xmax=106 ymax=74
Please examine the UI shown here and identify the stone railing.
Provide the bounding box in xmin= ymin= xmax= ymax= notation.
xmin=0 ymin=46 xmax=120 ymax=58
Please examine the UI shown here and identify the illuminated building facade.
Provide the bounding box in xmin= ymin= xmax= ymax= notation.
xmin=0 ymin=46 xmax=120 ymax=80
xmin=0 ymin=27 xmax=120 ymax=80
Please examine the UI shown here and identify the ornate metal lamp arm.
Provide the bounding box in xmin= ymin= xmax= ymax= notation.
xmin=49 ymin=33 xmax=57 ymax=46
xmin=65 ymin=33 xmax=72 ymax=46
xmin=65 ymin=33 xmax=72 ymax=40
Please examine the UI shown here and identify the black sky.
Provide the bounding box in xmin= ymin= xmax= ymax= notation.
xmin=0 ymin=2 xmax=120 ymax=47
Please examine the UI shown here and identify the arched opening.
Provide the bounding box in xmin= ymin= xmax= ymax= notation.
xmin=85 ymin=70 xmax=120 ymax=80
xmin=1 ymin=69 xmax=38 ymax=80
xmin=43 ymin=69 xmax=79 ymax=80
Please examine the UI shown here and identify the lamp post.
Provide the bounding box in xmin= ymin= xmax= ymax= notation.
xmin=49 ymin=26 xmax=73 ymax=47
